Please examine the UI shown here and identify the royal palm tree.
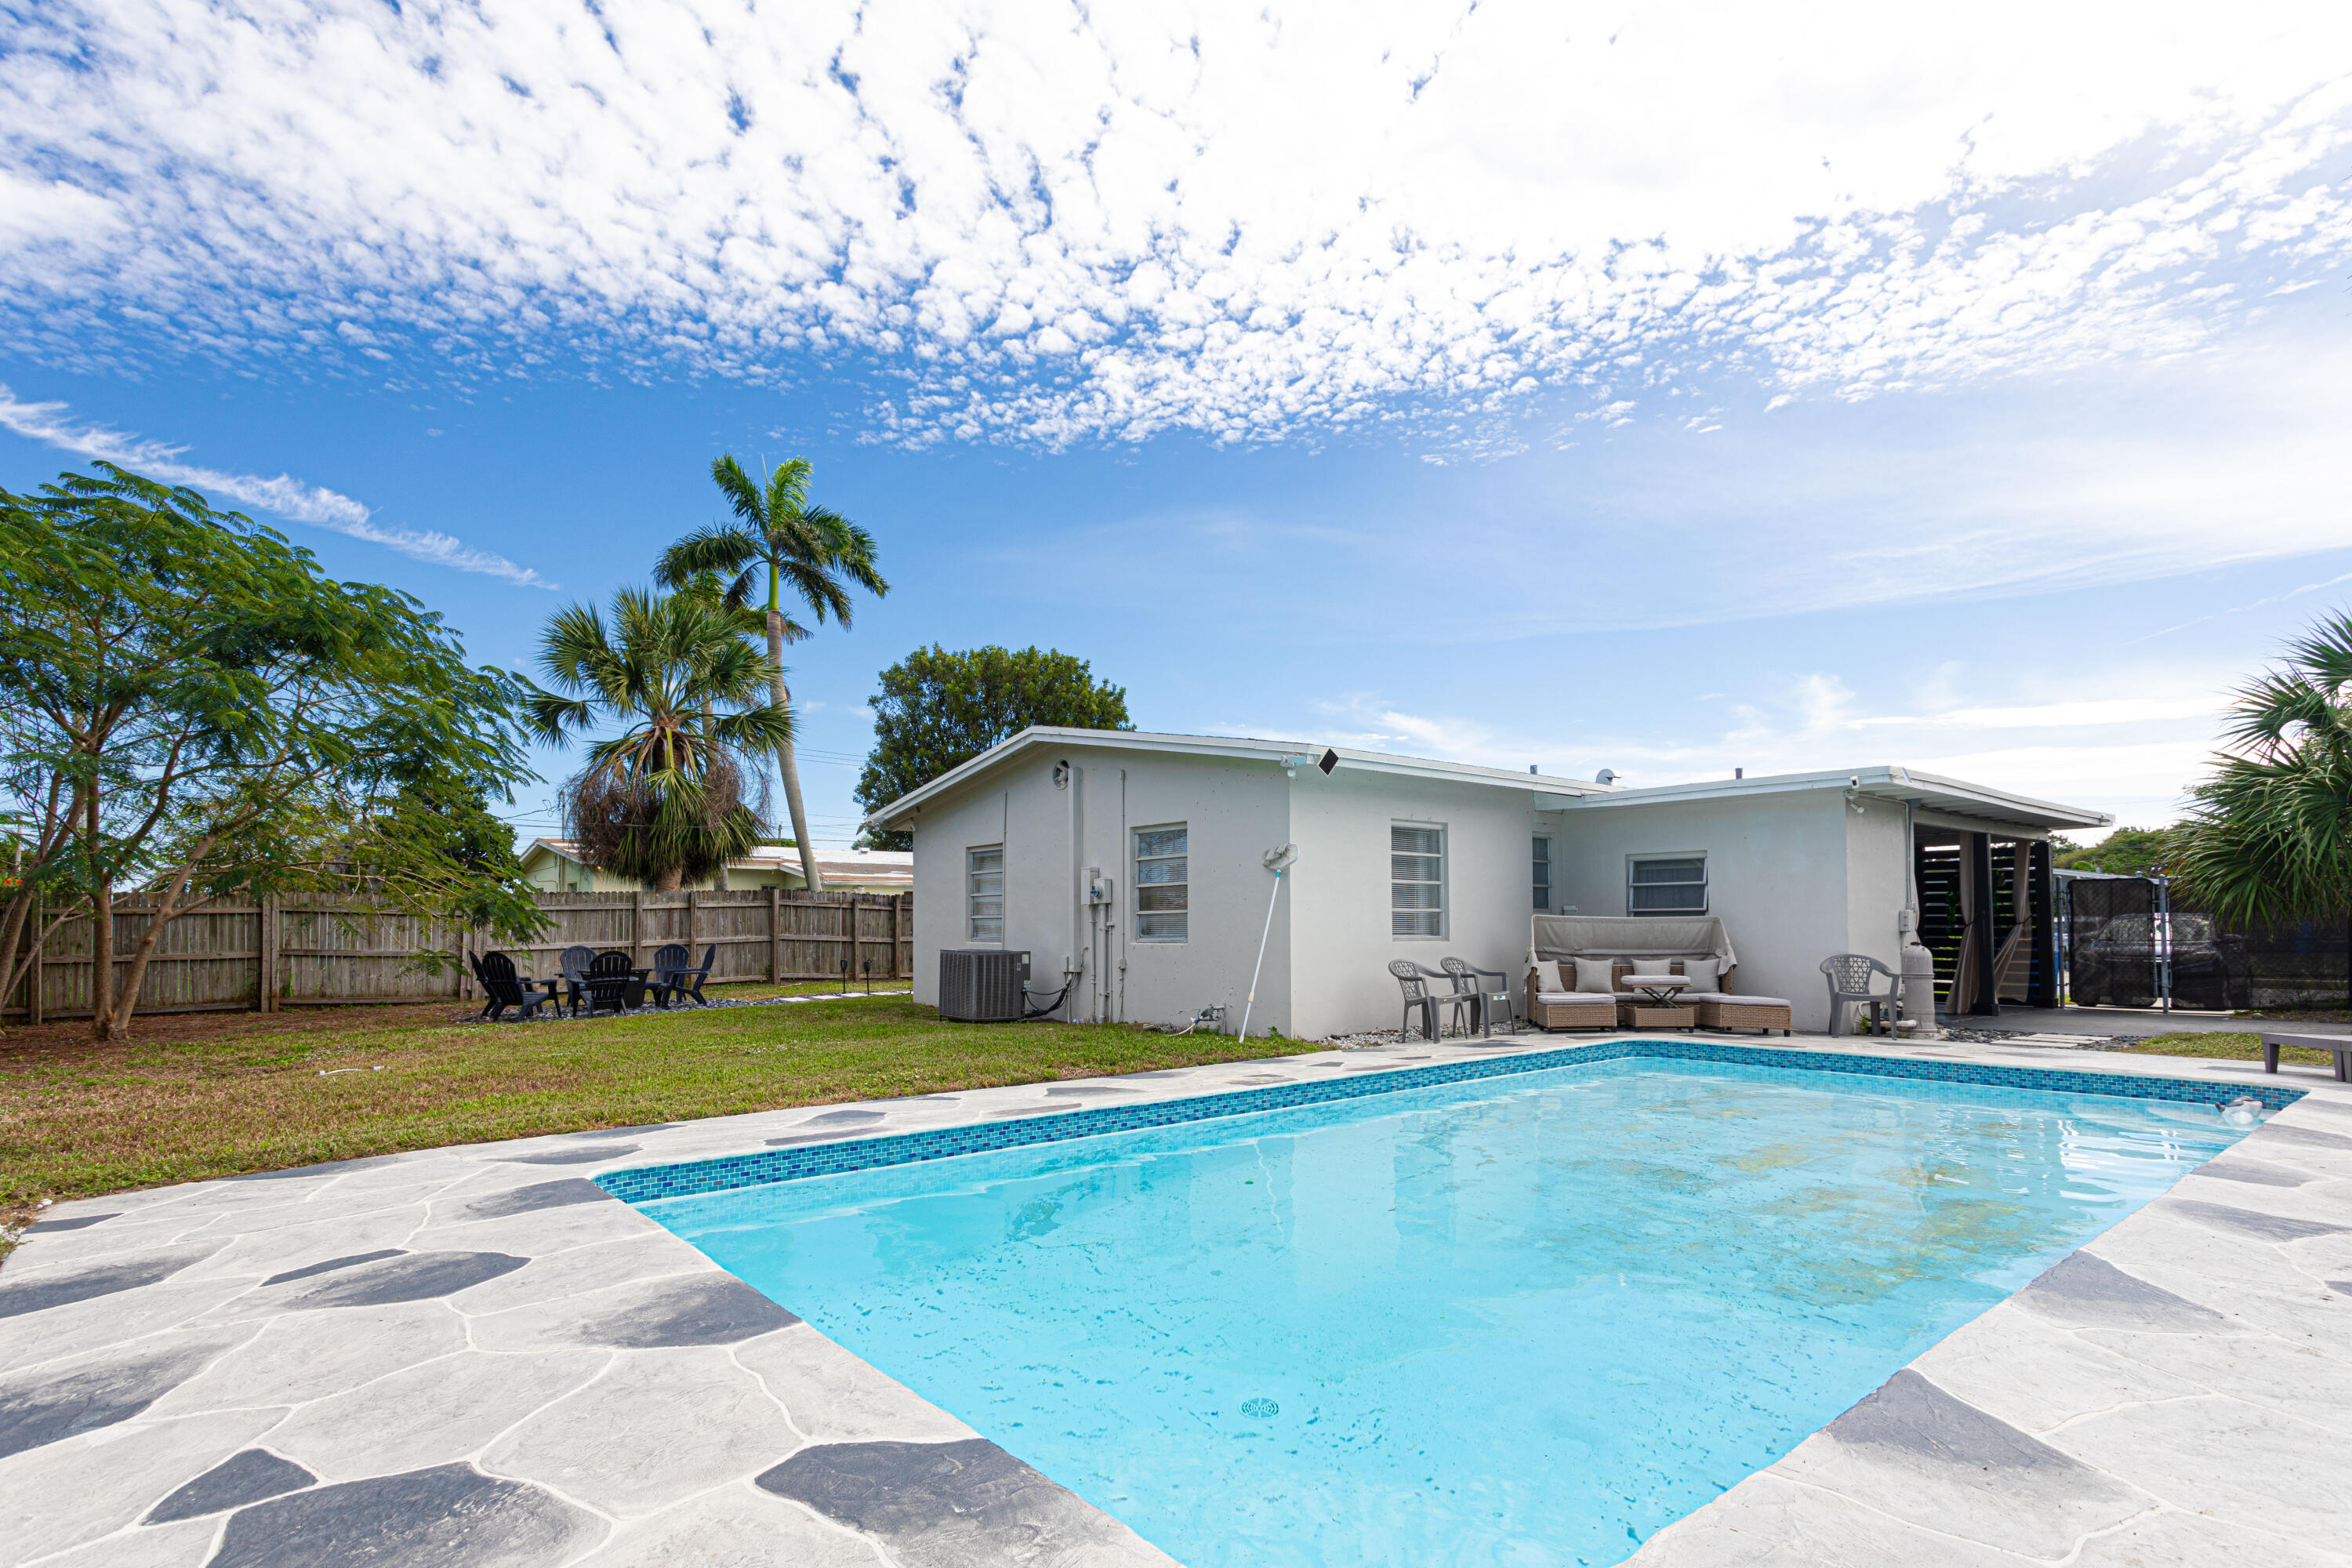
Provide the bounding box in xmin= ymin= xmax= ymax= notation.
xmin=660 ymin=566 xmax=788 ymax=890
xmin=519 ymin=588 xmax=790 ymax=893
xmin=656 ymin=456 xmax=886 ymax=892
xmin=2170 ymin=612 xmax=2352 ymax=925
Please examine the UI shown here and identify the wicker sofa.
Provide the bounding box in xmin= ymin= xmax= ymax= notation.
xmin=1526 ymin=914 xmax=1793 ymax=1036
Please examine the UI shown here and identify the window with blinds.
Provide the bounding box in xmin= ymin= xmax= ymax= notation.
xmin=967 ymin=844 xmax=1004 ymax=941
xmin=1134 ymin=826 xmax=1189 ymax=941
xmin=1533 ymin=835 xmax=1552 ymax=910
xmin=1628 ymin=854 xmax=1707 ymax=914
xmin=1392 ymin=824 xmax=1445 ymax=937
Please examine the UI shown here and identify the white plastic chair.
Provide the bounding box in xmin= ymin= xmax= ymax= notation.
xmin=1820 ymin=953 xmax=1903 ymax=1036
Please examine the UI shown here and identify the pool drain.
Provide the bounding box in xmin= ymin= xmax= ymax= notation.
xmin=1240 ymin=1398 xmax=1279 ymax=1418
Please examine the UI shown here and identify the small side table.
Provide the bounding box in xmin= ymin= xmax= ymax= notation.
xmin=1619 ymin=975 xmax=1694 ymax=1030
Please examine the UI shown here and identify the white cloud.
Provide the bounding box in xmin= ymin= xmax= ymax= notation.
xmin=0 ymin=388 xmax=554 ymax=587
xmin=1266 ymin=664 xmax=2235 ymax=826
xmin=2 ymin=0 xmax=2348 ymax=451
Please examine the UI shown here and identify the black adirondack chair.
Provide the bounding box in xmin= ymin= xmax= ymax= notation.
xmin=473 ymin=950 xmax=558 ymax=1022
xmin=581 ymin=949 xmax=638 ymax=1017
xmin=651 ymin=943 xmax=717 ymax=1007
xmin=556 ymin=946 xmax=597 ymax=1016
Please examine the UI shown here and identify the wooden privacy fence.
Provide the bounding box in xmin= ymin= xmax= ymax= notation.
xmin=3 ymin=889 xmax=915 ymax=1023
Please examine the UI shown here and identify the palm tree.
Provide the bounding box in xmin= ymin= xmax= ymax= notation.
xmin=656 ymin=456 xmax=886 ymax=892
xmin=2169 ymin=612 xmax=2352 ymax=925
xmin=661 ymin=566 xmax=789 ymax=891
xmin=519 ymin=587 xmax=790 ymax=893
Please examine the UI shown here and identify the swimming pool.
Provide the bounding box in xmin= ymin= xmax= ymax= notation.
xmin=630 ymin=1055 xmax=2249 ymax=1567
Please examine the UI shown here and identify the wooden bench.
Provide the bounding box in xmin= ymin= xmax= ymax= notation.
xmin=2260 ymin=1032 xmax=2352 ymax=1083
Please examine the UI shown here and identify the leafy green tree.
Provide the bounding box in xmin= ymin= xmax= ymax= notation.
xmin=2053 ymin=826 xmax=2174 ymax=876
xmin=518 ymin=587 xmax=790 ymax=892
xmin=0 ymin=464 xmax=540 ymax=1040
xmin=2170 ymin=612 xmax=2352 ymax=924
xmin=854 ymin=646 xmax=1132 ymax=850
xmin=657 ymin=456 xmax=885 ymax=891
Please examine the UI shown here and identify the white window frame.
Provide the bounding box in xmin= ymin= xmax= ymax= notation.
xmin=1628 ymin=852 xmax=1708 ymax=916
xmin=1391 ymin=822 xmax=1447 ymax=939
xmin=1533 ymin=835 xmax=1552 ymax=911
xmin=967 ymin=844 xmax=1004 ymax=942
xmin=1133 ymin=824 xmax=1189 ymax=942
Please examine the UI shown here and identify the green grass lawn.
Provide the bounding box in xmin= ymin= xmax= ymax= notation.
xmin=0 ymin=994 xmax=1301 ymax=1216
xmin=2121 ymin=1030 xmax=2334 ymax=1065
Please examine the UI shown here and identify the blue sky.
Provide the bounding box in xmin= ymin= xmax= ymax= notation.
xmin=5 ymin=1 xmax=2351 ymax=848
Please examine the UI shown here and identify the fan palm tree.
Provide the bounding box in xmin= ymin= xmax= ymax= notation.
xmin=656 ymin=456 xmax=886 ymax=892
xmin=519 ymin=588 xmax=790 ymax=892
xmin=2169 ymin=612 xmax=2352 ymax=925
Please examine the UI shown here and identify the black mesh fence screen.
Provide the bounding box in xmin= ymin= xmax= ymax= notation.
xmin=2064 ymin=877 xmax=2158 ymax=1008
xmin=2065 ymin=877 xmax=2351 ymax=1011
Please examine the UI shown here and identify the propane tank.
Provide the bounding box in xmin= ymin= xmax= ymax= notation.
xmin=1899 ymin=912 xmax=1940 ymax=1039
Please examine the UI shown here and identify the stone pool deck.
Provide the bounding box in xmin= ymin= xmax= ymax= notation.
xmin=3 ymin=1031 xmax=2347 ymax=1567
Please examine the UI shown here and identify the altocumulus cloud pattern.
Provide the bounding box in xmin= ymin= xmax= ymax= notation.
xmin=5 ymin=0 xmax=2351 ymax=448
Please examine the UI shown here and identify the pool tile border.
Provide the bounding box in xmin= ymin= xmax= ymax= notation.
xmin=597 ymin=1037 xmax=2304 ymax=1204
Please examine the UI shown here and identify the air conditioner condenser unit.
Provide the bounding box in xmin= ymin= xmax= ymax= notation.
xmin=938 ymin=949 xmax=1032 ymax=1022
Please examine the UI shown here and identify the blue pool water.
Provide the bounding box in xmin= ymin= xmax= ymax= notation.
xmin=639 ymin=1059 xmax=2245 ymax=1566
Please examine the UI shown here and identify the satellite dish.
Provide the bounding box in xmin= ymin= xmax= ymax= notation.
xmin=1595 ymin=768 xmax=1618 ymax=786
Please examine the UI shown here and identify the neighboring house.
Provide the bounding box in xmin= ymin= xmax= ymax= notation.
xmin=859 ymin=728 xmax=2109 ymax=1037
xmin=517 ymin=839 xmax=913 ymax=895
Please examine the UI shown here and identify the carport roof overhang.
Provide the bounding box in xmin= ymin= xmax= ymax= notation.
xmin=1555 ymin=765 xmax=2112 ymax=835
xmin=858 ymin=727 xmax=1612 ymax=829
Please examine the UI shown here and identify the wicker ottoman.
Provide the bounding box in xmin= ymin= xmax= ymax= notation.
xmin=1688 ymin=993 xmax=1793 ymax=1035
xmin=1526 ymin=987 xmax=1618 ymax=1032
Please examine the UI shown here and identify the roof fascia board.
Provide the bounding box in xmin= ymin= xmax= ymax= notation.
xmin=862 ymin=727 xmax=1604 ymax=827
xmin=1555 ymin=765 xmax=2107 ymax=830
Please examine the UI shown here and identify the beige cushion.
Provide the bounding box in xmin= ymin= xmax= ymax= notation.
xmin=1573 ymin=957 xmax=1617 ymax=993
xmin=1689 ymin=993 xmax=1791 ymax=1007
xmin=1537 ymin=992 xmax=1616 ymax=1006
xmin=1533 ymin=960 xmax=1569 ymax=992
xmin=1680 ymin=956 xmax=1722 ymax=992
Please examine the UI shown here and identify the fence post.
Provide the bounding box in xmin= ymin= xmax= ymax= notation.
xmin=768 ymin=887 xmax=781 ymax=982
xmin=891 ymin=895 xmax=902 ymax=979
xmin=847 ymin=893 xmax=859 ymax=991
xmin=686 ymin=888 xmax=699 ymax=961
xmin=259 ymin=894 xmax=280 ymax=1013
xmin=633 ymin=888 xmax=646 ymax=971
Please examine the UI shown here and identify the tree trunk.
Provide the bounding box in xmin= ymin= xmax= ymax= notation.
xmin=702 ymin=698 xmax=728 ymax=891
xmin=769 ymin=606 xmax=823 ymax=892
xmin=655 ymin=866 xmax=685 ymax=894
xmin=103 ymin=876 xmax=194 ymax=1042
xmin=87 ymin=780 xmax=114 ymax=1040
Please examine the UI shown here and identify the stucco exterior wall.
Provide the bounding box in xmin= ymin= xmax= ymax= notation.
xmin=902 ymin=746 xmax=1292 ymax=1029
xmin=1549 ymin=790 xmax=1852 ymax=1031
xmin=1286 ymin=766 xmax=1540 ymax=1037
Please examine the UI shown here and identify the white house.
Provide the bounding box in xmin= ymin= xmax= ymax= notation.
xmin=860 ymin=729 xmax=2109 ymax=1036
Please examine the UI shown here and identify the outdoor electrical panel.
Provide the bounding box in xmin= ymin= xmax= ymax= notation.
xmin=939 ymin=949 xmax=1031 ymax=1022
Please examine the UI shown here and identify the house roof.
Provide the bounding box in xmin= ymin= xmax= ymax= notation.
xmin=525 ymin=839 xmax=913 ymax=884
xmin=859 ymin=731 xmax=2111 ymax=835
xmin=1552 ymin=765 xmax=2112 ymax=832
xmin=858 ymin=728 xmax=1616 ymax=828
